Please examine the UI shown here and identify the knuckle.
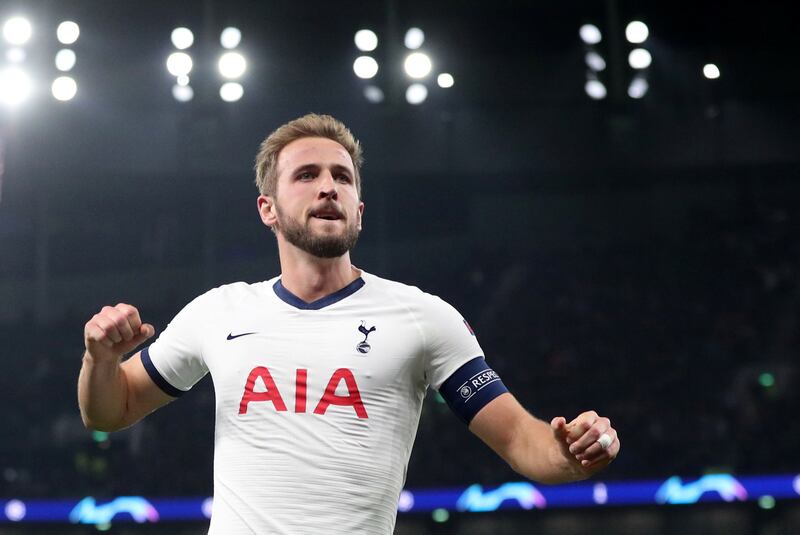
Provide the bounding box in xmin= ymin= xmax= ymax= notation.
xmin=119 ymin=304 xmax=137 ymax=317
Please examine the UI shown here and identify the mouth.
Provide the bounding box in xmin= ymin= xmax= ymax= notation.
xmin=310 ymin=207 xmax=344 ymax=221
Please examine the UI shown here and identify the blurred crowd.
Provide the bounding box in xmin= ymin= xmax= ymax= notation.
xmin=0 ymin=194 xmax=797 ymax=499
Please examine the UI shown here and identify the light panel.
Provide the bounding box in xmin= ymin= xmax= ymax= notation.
xmin=57 ymin=21 xmax=80 ymax=45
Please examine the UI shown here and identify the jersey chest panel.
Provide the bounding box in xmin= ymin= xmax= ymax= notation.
xmin=202 ymin=300 xmax=426 ymax=425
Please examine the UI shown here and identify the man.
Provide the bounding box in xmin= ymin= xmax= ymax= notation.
xmin=78 ymin=114 xmax=619 ymax=534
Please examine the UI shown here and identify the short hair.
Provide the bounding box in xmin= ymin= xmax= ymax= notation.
xmin=254 ymin=113 xmax=364 ymax=197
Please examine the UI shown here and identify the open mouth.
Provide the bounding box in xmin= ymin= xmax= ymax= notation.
xmin=311 ymin=207 xmax=343 ymax=221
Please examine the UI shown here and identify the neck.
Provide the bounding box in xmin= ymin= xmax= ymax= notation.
xmin=276 ymin=238 xmax=360 ymax=303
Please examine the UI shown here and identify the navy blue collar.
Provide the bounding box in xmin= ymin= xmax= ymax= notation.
xmin=273 ymin=277 xmax=365 ymax=310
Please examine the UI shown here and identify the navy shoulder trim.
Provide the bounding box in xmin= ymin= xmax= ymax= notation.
xmin=141 ymin=346 xmax=185 ymax=398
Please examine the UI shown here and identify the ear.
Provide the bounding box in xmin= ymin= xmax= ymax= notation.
xmin=257 ymin=195 xmax=278 ymax=229
xmin=356 ymin=201 xmax=365 ymax=231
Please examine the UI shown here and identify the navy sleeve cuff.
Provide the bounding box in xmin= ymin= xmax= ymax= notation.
xmin=439 ymin=356 xmax=508 ymax=425
xmin=141 ymin=346 xmax=185 ymax=398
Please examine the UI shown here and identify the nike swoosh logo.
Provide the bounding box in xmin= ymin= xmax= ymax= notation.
xmin=227 ymin=332 xmax=257 ymax=340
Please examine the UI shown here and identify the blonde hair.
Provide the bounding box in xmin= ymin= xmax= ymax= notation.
xmin=254 ymin=113 xmax=364 ymax=197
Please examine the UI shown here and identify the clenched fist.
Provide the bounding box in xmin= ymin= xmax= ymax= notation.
xmin=551 ymin=410 xmax=619 ymax=477
xmin=84 ymin=303 xmax=155 ymax=362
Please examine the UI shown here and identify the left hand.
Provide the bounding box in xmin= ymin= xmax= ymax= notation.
xmin=551 ymin=410 xmax=619 ymax=476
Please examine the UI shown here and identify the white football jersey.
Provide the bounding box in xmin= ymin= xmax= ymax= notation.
xmin=142 ymin=270 xmax=484 ymax=534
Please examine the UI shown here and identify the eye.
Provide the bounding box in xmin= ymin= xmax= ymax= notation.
xmin=336 ymin=174 xmax=352 ymax=183
xmin=298 ymin=172 xmax=315 ymax=181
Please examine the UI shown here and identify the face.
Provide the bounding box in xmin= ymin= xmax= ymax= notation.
xmin=258 ymin=137 xmax=364 ymax=258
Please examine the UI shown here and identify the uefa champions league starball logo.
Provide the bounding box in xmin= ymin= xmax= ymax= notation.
xmin=356 ymin=321 xmax=376 ymax=354
xmin=460 ymin=385 xmax=472 ymax=398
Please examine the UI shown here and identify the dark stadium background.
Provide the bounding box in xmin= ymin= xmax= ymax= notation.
xmin=1 ymin=0 xmax=798 ymax=533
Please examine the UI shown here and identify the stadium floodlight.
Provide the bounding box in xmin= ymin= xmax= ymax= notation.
xmin=172 ymin=84 xmax=194 ymax=102
xmin=218 ymin=52 xmax=246 ymax=79
xmin=703 ymin=63 xmax=720 ymax=79
xmin=585 ymin=51 xmax=606 ymax=71
xmin=6 ymin=48 xmax=25 ymax=63
xmin=437 ymin=73 xmax=454 ymax=88
xmin=166 ymin=52 xmax=193 ymax=77
xmin=220 ymin=82 xmax=243 ymax=102
xmin=584 ymin=79 xmax=607 ymax=100
xmin=354 ymin=29 xmax=378 ymax=52
xmin=0 ymin=67 xmax=32 ymax=107
xmin=579 ymin=24 xmax=602 ymax=45
xmin=177 ymin=74 xmax=190 ymax=86
xmin=55 ymin=49 xmax=76 ymax=71
xmin=51 ymin=76 xmax=77 ymax=101
xmin=404 ymin=28 xmax=425 ymax=50
xmin=220 ymin=27 xmax=242 ymax=49
xmin=628 ymin=48 xmax=652 ymax=69
xmin=353 ymin=56 xmax=379 ymax=79
xmin=57 ymin=21 xmax=80 ymax=45
xmin=3 ymin=17 xmax=32 ymax=45
xmin=363 ymin=85 xmax=384 ymax=103
xmin=625 ymin=21 xmax=649 ymax=44
xmin=405 ymin=83 xmax=428 ymax=105
xmin=171 ymin=27 xmax=194 ymax=50
xmin=404 ymin=52 xmax=432 ymax=79
xmin=627 ymin=76 xmax=648 ymax=98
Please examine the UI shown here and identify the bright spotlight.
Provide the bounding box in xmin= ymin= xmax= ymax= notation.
xmin=177 ymin=74 xmax=190 ymax=86
xmin=0 ymin=68 xmax=32 ymax=107
xmin=218 ymin=52 xmax=246 ymax=79
xmin=52 ymin=76 xmax=77 ymax=101
xmin=404 ymin=28 xmax=425 ymax=50
xmin=405 ymin=83 xmax=428 ymax=105
xmin=166 ymin=52 xmax=193 ymax=77
xmin=172 ymin=84 xmax=194 ymax=102
xmin=628 ymin=48 xmax=652 ymax=69
xmin=437 ymin=73 xmax=454 ymax=88
xmin=404 ymin=52 xmax=432 ymax=79
xmin=220 ymin=27 xmax=242 ymax=49
xmin=585 ymin=51 xmax=606 ymax=71
xmin=363 ymin=85 xmax=384 ymax=103
xmin=354 ymin=29 xmax=378 ymax=52
xmin=57 ymin=21 xmax=80 ymax=45
xmin=579 ymin=24 xmax=602 ymax=45
xmin=584 ymin=79 xmax=607 ymax=100
xmin=625 ymin=21 xmax=649 ymax=44
xmin=171 ymin=27 xmax=194 ymax=50
xmin=220 ymin=82 xmax=243 ymax=102
xmin=3 ymin=17 xmax=32 ymax=45
xmin=627 ymin=76 xmax=649 ymax=98
xmin=55 ymin=49 xmax=76 ymax=71
xmin=353 ymin=56 xmax=379 ymax=79
xmin=6 ymin=48 xmax=25 ymax=63
xmin=703 ymin=63 xmax=720 ymax=79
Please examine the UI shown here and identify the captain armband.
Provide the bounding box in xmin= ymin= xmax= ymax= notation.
xmin=439 ymin=357 xmax=509 ymax=425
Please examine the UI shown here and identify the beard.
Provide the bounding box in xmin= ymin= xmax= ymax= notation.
xmin=275 ymin=207 xmax=360 ymax=259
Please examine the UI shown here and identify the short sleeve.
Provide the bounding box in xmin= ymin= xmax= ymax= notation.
xmin=421 ymin=295 xmax=485 ymax=390
xmin=140 ymin=293 xmax=211 ymax=396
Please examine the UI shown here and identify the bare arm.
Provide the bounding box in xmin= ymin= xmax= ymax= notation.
xmin=469 ymin=393 xmax=619 ymax=484
xmin=78 ymin=304 xmax=174 ymax=432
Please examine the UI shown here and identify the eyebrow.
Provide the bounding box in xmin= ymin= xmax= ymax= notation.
xmin=290 ymin=163 xmax=353 ymax=177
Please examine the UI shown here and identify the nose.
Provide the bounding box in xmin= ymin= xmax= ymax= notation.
xmin=317 ymin=170 xmax=338 ymax=200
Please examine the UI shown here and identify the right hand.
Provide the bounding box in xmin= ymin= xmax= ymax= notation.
xmin=84 ymin=303 xmax=155 ymax=362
